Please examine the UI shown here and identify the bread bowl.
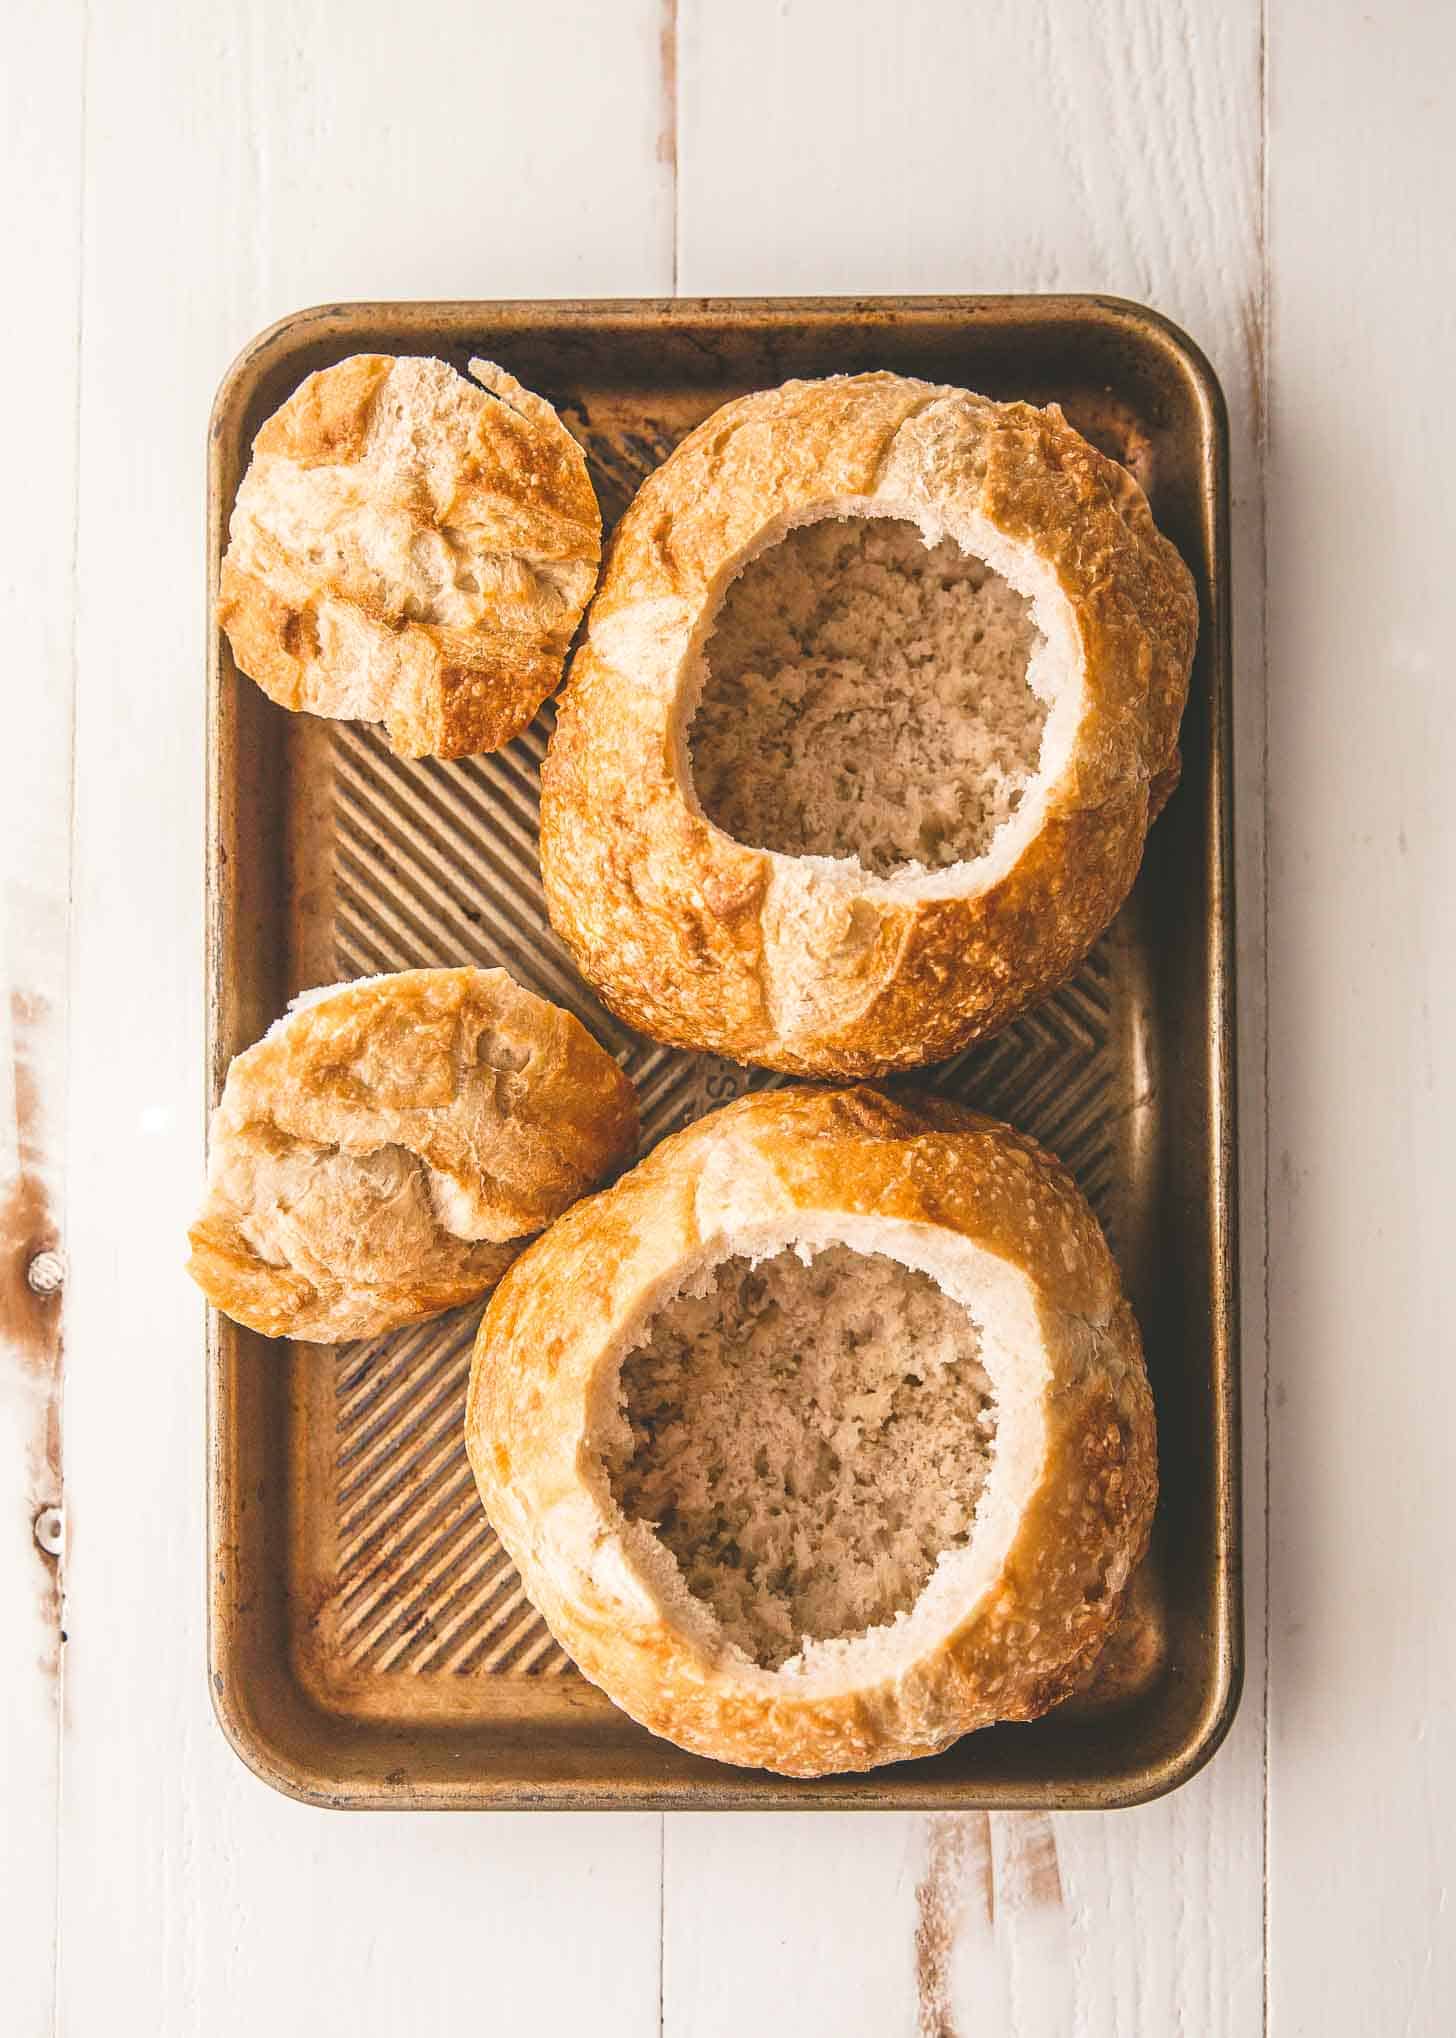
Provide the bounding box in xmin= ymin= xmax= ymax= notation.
xmin=188 ymin=967 xmax=636 ymax=1343
xmin=540 ymin=372 xmax=1197 ymax=1075
xmin=219 ymin=354 xmax=600 ymax=758
xmin=465 ymin=1085 xmax=1156 ymax=1777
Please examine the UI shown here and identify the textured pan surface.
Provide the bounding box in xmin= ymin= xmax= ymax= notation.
xmin=206 ymin=297 xmax=1238 ymax=1809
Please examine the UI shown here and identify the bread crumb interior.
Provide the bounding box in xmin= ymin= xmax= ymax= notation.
xmin=605 ymin=1246 xmax=997 ymax=1671
xmin=688 ymin=516 xmax=1048 ymax=876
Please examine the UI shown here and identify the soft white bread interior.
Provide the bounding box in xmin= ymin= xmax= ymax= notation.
xmin=188 ymin=967 xmax=637 ymax=1344
xmin=605 ymin=1242 xmax=1000 ymax=1673
xmin=541 ymin=373 xmax=1197 ymax=1076
xmin=690 ymin=514 xmax=1049 ymax=876
xmin=219 ymin=354 xmax=601 ymax=759
xmin=466 ymin=1086 xmax=1156 ymax=1777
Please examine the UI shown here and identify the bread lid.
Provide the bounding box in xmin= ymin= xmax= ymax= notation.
xmin=188 ymin=967 xmax=637 ymax=1343
xmin=219 ymin=355 xmax=601 ymax=759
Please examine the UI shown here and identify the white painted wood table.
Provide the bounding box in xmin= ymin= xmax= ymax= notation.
xmin=2 ymin=1 xmax=1451 ymax=2030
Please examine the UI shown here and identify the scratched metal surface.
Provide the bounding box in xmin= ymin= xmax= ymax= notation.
xmin=205 ymin=298 xmax=1237 ymax=1808
xmin=319 ymin=730 xmax=1119 ymax=1689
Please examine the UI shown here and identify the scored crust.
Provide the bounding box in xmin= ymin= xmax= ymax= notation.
xmin=188 ymin=968 xmax=637 ymax=1344
xmin=465 ymin=1086 xmax=1157 ymax=1778
xmin=539 ymin=372 xmax=1198 ymax=1076
xmin=219 ymin=355 xmax=601 ymax=759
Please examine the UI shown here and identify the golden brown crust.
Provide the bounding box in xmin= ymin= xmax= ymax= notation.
xmin=465 ymin=1087 xmax=1156 ymax=1777
xmin=188 ymin=968 xmax=637 ymax=1344
xmin=219 ymin=355 xmax=601 ymax=760
xmin=540 ymin=373 xmax=1197 ymax=1075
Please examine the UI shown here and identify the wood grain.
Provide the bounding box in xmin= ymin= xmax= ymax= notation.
xmin=669 ymin=2 xmax=1268 ymax=2031
xmin=29 ymin=0 xmax=1452 ymax=2026
xmin=50 ymin=4 xmax=669 ymax=2034
xmin=0 ymin=4 xmax=84 ymax=2032
xmin=1267 ymin=5 xmax=1456 ymax=2031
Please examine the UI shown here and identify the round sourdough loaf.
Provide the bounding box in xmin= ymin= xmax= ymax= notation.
xmin=188 ymin=968 xmax=636 ymax=1344
xmin=540 ymin=372 xmax=1196 ymax=1075
xmin=219 ymin=354 xmax=601 ymax=758
xmin=465 ymin=1086 xmax=1156 ymax=1778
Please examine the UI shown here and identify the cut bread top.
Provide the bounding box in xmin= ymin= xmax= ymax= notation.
xmin=219 ymin=355 xmax=601 ymax=759
xmin=189 ymin=967 xmax=637 ymax=1343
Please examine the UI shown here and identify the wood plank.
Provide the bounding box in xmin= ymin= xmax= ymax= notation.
xmin=54 ymin=4 xmax=669 ymax=2031
xmin=0 ymin=4 xmax=85 ymax=2032
xmin=1266 ymin=6 xmax=1456 ymax=2032
xmin=670 ymin=2 xmax=1268 ymax=2030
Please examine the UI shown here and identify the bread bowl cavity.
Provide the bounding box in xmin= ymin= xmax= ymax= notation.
xmin=686 ymin=507 xmax=1076 ymax=889
xmin=600 ymin=1230 xmax=1040 ymax=1684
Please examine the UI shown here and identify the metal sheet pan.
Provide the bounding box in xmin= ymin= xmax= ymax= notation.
xmin=206 ymin=296 xmax=1239 ymax=1809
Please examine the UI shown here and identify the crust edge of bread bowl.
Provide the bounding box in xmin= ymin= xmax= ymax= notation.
xmin=464 ymin=1086 xmax=1156 ymax=1778
xmin=540 ymin=371 xmax=1197 ymax=1076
